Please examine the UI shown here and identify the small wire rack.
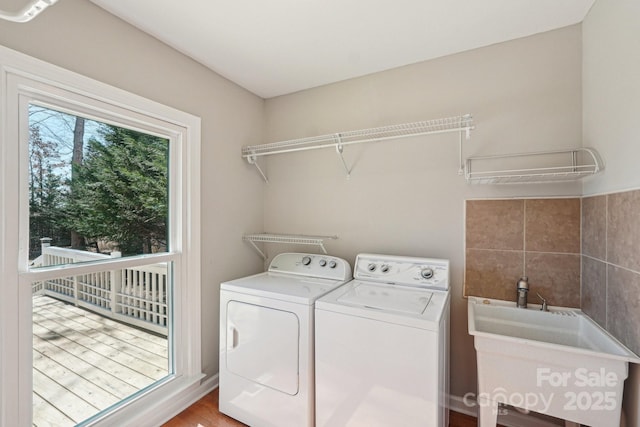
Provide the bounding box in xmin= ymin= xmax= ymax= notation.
xmin=465 ymin=148 xmax=602 ymax=184
xmin=243 ymin=233 xmax=338 ymax=259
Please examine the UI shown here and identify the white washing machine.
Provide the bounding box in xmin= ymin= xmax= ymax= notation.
xmin=315 ymin=253 xmax=450 ymax=427
xmin=219 ymin=252 xmax=352 ymax=427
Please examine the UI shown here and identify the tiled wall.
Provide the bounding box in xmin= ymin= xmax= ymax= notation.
xmin=582 ymin=189 xmax=640 ymax=355
xmin=465 ymin=198 xmax=581 ymax=307
xmin=465 ymin=193 xmax=640 ymax=356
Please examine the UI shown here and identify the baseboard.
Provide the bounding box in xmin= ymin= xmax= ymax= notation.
xmin=127 ymin=382 xmax=566 ymax=427
xmin=449 ymin=394 xmax=477 ymax=417
xmin=142 ymin=374 xmax=219 ymax=426
xmin=449 ymin=394 xmax=562 ymax=427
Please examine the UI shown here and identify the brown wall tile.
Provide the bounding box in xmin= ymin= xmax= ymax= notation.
xmin=464 ymin=191 xmax=639 ymax=358
xmin=524 ymin=252 xmax=581 ymax=308
xmin=525 ymin=198 xmax=581 ymax=253
xmin=582 ymin=195 xmax=607 ymax=260
xmin=607 ymin=265 xmax=640 ymax=355
xmin=466 ymin=200 xmax=524 ymax=250
xmin=607 ymin=190 xmax=640 ymax=272
xmin=581 ymin=256 xmax=607 ymax=327
xmin=464 ymin=249 xmax=524 ymax=301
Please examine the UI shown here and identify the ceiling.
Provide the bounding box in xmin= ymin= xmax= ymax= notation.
xmin=88 ymin=0 xmax=595 ymax=99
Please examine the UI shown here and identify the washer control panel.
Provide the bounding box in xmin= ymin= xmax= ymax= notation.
xmin=354 ymin=253 xmax=449 ymax=290
xmin=269 ymin=253 xmax=352 ymax=281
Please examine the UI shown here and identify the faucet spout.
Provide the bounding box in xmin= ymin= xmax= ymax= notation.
xmin=516 ymin=276 xmax=529 ymax=308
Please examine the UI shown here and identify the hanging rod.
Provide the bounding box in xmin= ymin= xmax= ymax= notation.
xmin=243 ymin=233 xmax=338 ymax=260
xmin=465 ymin=147 xmax=602 ymax=184
xmin=242 ymin=114 xmax=474 ymax=181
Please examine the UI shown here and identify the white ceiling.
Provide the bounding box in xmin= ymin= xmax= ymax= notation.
xmin=89 ymin=0 xmax=595 ymax=99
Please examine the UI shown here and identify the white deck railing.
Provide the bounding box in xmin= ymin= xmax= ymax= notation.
xmin=32 ymin=241 xmax=168 ymax=336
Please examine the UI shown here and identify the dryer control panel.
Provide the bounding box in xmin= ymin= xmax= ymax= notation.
xmin=268 ymin=253 xmax=352 ymax=281
xmin=354 ymin=253 xmax=449 ymax=290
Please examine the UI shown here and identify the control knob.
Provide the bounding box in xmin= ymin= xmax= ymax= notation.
xmin=319 ymin=259 xmax=327 ymax=267
xmin=328 ymin=260 xmax=337 ymax=269
xmin=420 ymin=267 xmax=434 ymax=279
xmin=368 ymin=263 xmax=377 ymax=272
xmin=302 ymin=256 xmax=312 ymax=266
xmin=380 ymin=264 xmax=390 ymax=273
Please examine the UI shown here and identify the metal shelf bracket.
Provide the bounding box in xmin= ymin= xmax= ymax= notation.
xmin=247 ymin=152 xmax=268 ymax=183
xmin=335 ymin=134 xmax=351 ymax=178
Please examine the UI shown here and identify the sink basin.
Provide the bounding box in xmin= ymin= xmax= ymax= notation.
xmin=468 ymin=297 xmax=640 ymax=427
xmin=469 ymin=297 xmax=639 ymax=361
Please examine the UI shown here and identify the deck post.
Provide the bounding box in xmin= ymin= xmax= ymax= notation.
xmin=73 ymin=274 xmax=79 ymax=306
xmin=40 ymin=237 xmax=52 ymax=267
xmin=110 ymin=251 xmax=122 ymax=315
xmin=40 ymin=237 xmax=52 ymax=251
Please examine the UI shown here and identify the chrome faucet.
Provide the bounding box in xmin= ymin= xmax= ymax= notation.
xmin=536 ymin=293 xmax=549 ymax=312
xmin=516 ymin=276 xmax=529 ymax=308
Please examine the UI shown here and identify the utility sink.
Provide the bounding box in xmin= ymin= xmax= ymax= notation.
xmin=468 ymin=297 xmax=640 ymax=427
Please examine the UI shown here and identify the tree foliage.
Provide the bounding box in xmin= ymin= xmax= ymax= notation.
xmin=66 ymin=125 xmax=169 ymax=255
xmin=29 ymin=124 xmax=71 ymax=257
xmin=28 ymin=108 xmax=169 ymax=258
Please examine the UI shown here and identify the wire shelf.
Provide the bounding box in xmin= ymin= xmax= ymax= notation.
xmin=241 ymin=114 xmax=473 ymax=182
xmin=243 ymin=233 xmax=338 ymax=259
xmin=465 ymin=148 xmax=602 ymax=184
xmin=242 ymin=114 xmax=473 ymax=158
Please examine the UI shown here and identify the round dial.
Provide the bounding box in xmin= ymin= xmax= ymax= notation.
xmin=302 ymin=256 xmax=312 ymax=266
xmin=319 ymin=259 xmax=327 ymax=267
xmin=328 ymin=260 xmax=337 ymax=269
xmin=380 ymin=264 xmax=390 ymax=273
xmin=368 ymin=263 xmax=377 ymax=272
xmin=420 ymin=267 xmax=434 ymax=279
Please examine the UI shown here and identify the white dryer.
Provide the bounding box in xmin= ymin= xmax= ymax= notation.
xmin=315 ymin=253 xmax=450 ymax=427
xmin=219 ymin=252 xmax=352 ymax=427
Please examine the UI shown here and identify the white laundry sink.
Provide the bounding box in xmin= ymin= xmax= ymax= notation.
xmin=468 ymin=297 xmax=640 ymax=427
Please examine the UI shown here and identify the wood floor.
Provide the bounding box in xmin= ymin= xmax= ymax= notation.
xmin=32 ymin=295 xmax=169 ymax=426
xmin=164 ymin=388 xmax=486 ymax=427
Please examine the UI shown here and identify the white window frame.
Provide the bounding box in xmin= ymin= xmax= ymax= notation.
xmin=0 ymin=45 xmax=202 ymax=427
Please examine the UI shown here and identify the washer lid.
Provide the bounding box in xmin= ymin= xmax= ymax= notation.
xmin=316 ymin=280 xmax=450 ymax=330
xmin=221 ymin=272 xmax=349 ymax=305
xmin=336 ymin=282 xmax=432 ymax=315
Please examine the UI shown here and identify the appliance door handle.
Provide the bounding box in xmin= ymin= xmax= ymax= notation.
xmin=228 ymin=326 xmax=238 ymax=350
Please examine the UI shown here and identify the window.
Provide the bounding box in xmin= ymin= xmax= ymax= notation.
xmin=28 ymin=105 xmax=171 ymax=264
xmin=1 ymin=46 xmax=201 ymax=426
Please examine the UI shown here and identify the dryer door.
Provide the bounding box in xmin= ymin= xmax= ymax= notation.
xmin=226 ymin=301 xmax=300 ymax=395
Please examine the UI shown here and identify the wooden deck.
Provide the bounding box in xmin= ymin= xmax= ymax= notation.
xmin=32 ymin=295 xmax=169 ymax=426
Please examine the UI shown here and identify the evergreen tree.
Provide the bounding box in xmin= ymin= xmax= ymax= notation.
xmin=66 ymin=125 xmax=169 ymax=255
xmin=28 ymin=125 xmax=70 ymax=257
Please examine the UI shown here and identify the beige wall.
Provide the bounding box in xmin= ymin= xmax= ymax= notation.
xmin=583 ymin=0 xmax=640 ymax=196
xmin=263 ymin=25 xmax=583 ymax=399
xmin=583 ymin=1 xmax=640 ymax=424
xmin=0 ymin=0 xmax=265 ymax=379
